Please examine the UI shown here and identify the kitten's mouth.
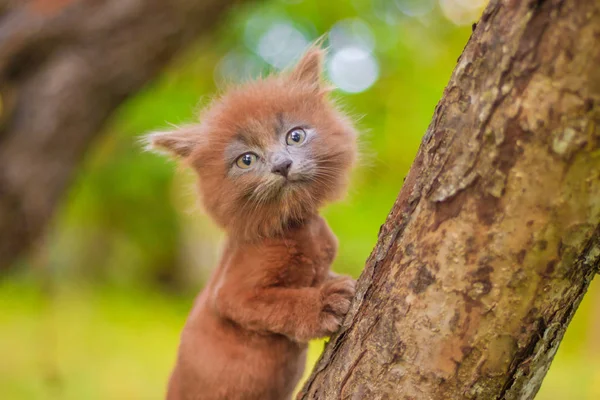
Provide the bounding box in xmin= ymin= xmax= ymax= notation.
xmin=279 ymin=174 xmax=311 ymax=186
xmin=249 ymin=174 xmax=312 ymax=204
xmin=272 ymin=175 xmax=309 ymax=195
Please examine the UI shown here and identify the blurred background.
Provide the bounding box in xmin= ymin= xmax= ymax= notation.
xmin=1 ymin=0 xmax=598 ymax=399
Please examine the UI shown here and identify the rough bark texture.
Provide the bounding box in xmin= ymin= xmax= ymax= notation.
xmin=0 ymin=0 xmax=246 ymax=270
xmin=300 ymin=1 xmax=600 ymax=399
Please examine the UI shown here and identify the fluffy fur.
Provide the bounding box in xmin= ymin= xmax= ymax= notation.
xmin=146 ymin=44 xmax=359 ymax=400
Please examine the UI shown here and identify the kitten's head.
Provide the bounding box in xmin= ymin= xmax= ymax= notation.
xmin=145 ymin=45 xmax=358 ymax=240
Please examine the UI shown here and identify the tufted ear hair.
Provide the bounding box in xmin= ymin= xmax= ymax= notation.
xmin=288 ymin=40 xmax=327 ymax=89
xmin=142 ymin=125 xmax=203 ymax=159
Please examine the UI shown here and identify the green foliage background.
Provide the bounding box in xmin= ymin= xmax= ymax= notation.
xmin=1 ymin=0 xmax=598 ymax=398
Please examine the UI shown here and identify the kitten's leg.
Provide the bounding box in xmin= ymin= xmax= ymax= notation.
xmin=215 ymin=280 xmax=355 ymax=342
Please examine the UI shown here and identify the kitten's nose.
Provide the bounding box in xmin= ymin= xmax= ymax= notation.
xmin=271 ymin=159 xmax=292 ymax=177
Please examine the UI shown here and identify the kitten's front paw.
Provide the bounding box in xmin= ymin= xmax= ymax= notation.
xmin=318 ymin=276 xmax=356 ymax=336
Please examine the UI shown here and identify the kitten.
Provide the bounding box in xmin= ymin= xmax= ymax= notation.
xmin=145 ymin=44 xmax=358 ymax=400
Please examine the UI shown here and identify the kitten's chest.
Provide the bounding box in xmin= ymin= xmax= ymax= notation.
xmin=279 ymin=240 xmax=335 ymax=288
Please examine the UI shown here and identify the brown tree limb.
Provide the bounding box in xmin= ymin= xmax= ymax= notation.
xmin=300 ymin=0 xmax=600 ymax=399
xmin=0 ymin=0 xmax=247 ymax=270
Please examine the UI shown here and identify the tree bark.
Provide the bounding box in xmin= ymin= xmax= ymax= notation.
xmin=0 ymin=0 xmax=247 ymax=270
xmin=300 ymin=1 xmax=600 ymax=399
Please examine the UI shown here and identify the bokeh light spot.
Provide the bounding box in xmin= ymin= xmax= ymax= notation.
xmin=257 ymin=22 xmax=309 ymax=69
xmin=371 ymin=0 xmax=403 ymax=25
xmin=215 ymin=49 xmax=264 ymax=86
xmin=328 ymin=46 xmax=379 ymax=94
xmin=329 ymin=18 xmax=375 ymax=53
xmin=395 ymin=0 xmax=435 ymax=17
xmin=439 ymin=0 xmax=486 ymax=26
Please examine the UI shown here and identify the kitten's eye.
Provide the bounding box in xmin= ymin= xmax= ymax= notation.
xmin=286 ymin=128 xmax=306 ymax=146
xmin=235 ymin=152 xmax=258 ymax=169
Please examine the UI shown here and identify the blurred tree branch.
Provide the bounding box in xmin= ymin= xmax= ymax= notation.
xmin=300 ymin=0 xmax=600 ymax=399
xmin=0 ymin=0 xmax=247 ymax=270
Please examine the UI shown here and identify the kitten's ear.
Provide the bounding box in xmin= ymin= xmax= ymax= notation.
xmin=289 ymin=42 xmax=326 ymax=88
xmin=142 ymin=125 xmax=202 ymax=158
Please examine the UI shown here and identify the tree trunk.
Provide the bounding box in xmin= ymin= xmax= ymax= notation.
xmin=0 ymin=0 xmax=247 ymax=270
xmin=300 ymin=1 xmax=600 ymax=399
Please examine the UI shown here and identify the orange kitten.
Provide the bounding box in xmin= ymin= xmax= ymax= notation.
xmin=145 ymin=44 xmax=358 ymax=400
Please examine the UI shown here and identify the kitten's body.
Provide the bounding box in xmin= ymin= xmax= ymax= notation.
xmin=146 ymin=45 xmax=358 ymax=400
xmin=168 ymin=215 xmax=342 ymax=400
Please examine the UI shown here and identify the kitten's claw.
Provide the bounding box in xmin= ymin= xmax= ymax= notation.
xmin=318 ymin=276 xmax=356 ymax=336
